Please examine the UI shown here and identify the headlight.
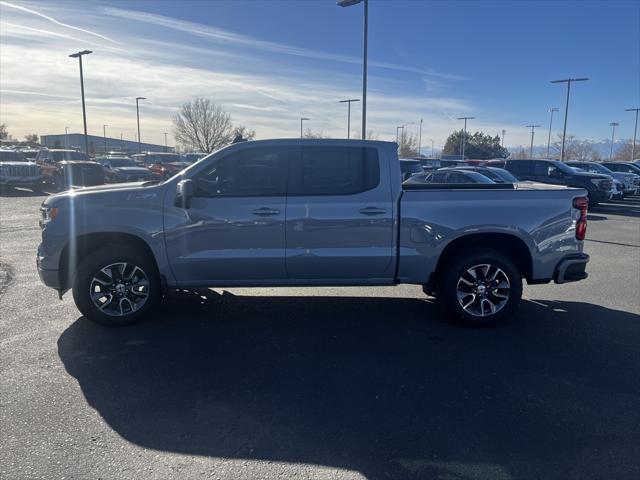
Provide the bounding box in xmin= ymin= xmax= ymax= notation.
xmin=39 ymin=206 xmax=59 ymax=227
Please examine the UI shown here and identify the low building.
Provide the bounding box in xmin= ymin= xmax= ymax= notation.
xmin=40 ymin=133 xmax=172 ymax=155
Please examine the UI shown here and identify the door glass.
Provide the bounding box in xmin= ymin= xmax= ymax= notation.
xmin=195 ymin=147 xmax=288 ymax=197
xmin=291 ymin=146 xmax=379 ymax=195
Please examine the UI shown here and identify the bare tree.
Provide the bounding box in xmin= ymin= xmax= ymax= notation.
xmin=24 ymin=133 xmax=39 ymax=143
xmin=303 ymin=129 xmax=331 ymax=139
xmin=613 ymin=140 xmax=639 ymax=161
xmin=173 ymin=98 xmax=253 ymax=152
xmin=0 ymin=124 xmax=9 ymax=140
xmin=398 ymin=130 xmax=419 ymax=157
xmin=551 ymin=134 xmax=600 ymax=161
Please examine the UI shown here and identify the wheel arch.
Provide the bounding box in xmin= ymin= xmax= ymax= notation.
xmin=429 ymin=232 xmax=533 ymax=289
xmin=58 ymin=232 xmax=159 ymax=291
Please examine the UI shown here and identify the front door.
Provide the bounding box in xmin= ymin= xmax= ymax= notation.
xmin=285 ymin=145 xmax=395 ymax=280
xmin=164 ymin=146 xmax=289 ymax=285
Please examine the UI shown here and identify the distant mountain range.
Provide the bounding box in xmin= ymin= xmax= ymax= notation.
xmin=510 ymin=138 xmax=632 ymax=158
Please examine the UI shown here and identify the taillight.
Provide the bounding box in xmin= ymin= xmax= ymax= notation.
xmin=573 ymin=197 xmax=588 ymax=240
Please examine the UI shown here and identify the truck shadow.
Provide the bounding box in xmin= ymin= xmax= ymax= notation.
xmin=57 ymin=292 xmax=640 ymax=480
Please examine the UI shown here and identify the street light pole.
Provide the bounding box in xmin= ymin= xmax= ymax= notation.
xmin=135 ymin=96 xmax=146 ymax=153
xmin=65 ymin=126 xmax=69 ymax=149
xmin=609 ymin=122 xmax=619 ymax=160
xmin=418 ymin=118 xmax=423 ymax=156
xmin=120 ymin=132 xmax=123 ymax=151
xmin=501 ymin=129 xmax=506 ymax=148
xmin=300 ymin=117 xmax=310 ymax=138
xmin=457 ymin=116 xmax=475 ymax=159
xmin=625 ymin=108 xmax=640 ymax=162
xmin=526 ymin=124 xmax=542 ymax=158
xmin=546 ymin=107 xmax=559 ymax=158
xmin=396 ymin=123 xmax=413 ymax=153
xmin=430 ymin=139 xmax=434 ymax=157
xmin=338 ymin=0 xmax=368 ymax=139
xmin=69 ymin=50 xmax=92 ymax=157
xmin=164 ymin=132 xmax=168 ymax=152
xmin=339 ymin=99 xmax=359 ymax=139
xmin=550 ymin=77 xmax=589 ymax=161
xmin=103 ymin=124 xmax=108 ymax=154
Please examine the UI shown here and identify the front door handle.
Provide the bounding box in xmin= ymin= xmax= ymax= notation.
xmin=359 ymin=207 xmax=387 ymax=215
xmin=252 ymin=207 xmax=280 ymax=216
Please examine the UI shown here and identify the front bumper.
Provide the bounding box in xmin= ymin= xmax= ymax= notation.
xmin=37 ymin=243 xmax=62 ymax=290
xmin=554 ymin=253 xmax=589 ymax=284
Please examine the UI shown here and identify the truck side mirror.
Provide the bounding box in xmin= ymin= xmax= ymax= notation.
xmin=175 ymin=179 xmax=193 ymax=209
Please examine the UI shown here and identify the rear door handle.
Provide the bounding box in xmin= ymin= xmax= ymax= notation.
xmin=359 ymin=207 xmax=387 ymax=215
xmin=252 ymin=207 xmax=280 ymax=216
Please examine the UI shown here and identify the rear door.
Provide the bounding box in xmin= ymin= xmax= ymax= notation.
xmin=165 ymin=145 xmax=289 ymax=284
xmin=533 ymin=161 xmax=565 ymax=185
xmin=285 ymin=145 xmax=395 ymax=280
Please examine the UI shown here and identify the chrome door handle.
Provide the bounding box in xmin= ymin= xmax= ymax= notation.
xmin=252 ymin=207 xmax=280 ymax=216
xmin=359 ymin=207 xmax=387 ymax=215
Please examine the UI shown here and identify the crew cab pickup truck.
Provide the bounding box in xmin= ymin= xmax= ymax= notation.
xmin=37 ymin=139 xmax=590 ymax=327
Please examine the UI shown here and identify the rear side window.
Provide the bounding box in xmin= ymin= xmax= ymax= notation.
xmin=194 ymin=146 xmax=288 ymax=197
xmin=290 ymin=146 xmax=379 ymax=195
xmin=507 ymin=160 xmax=532 ymax=175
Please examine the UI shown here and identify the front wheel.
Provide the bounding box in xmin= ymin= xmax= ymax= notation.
xmin=437 ymin=248 xmax=522 ymax=327
xmin=72 ymin=246 xmax=160 ymax=326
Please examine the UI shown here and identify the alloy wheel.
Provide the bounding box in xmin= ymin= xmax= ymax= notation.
xmin=89 ymin=262 xmax=150 ymax=317
xmin=456 ymin=263 xmax=510 ymax=317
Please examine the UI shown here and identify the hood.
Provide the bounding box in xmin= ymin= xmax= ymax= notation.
xmin=113 ymin=166 xmax=153 ymax=174
xmin=43 ymin=181 xmax=163 ymax=207
xmin=165 ymin=161 xmax=190 ymax=169
xmin=0 ymin=161 xmax=38 ymax=167
xmin=609 ymin=172 xmax=635 ymax=182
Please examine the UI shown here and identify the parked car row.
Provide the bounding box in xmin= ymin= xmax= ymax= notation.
xmin=401 ymin=157 xmax=640 ymax=207
xmin=1 ymin=147 xmax=209 ymax=193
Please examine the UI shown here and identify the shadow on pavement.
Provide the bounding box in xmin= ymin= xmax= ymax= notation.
xmin=58 ymin=291 xmax=640 ymax=480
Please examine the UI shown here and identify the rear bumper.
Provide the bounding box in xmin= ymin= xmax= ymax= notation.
xmin=0 ymin=176 xmax=41 ymax=186
xmin=554 ymin=253 xmax=589 ymax=284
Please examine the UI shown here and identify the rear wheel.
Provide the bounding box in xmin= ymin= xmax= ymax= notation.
xmin=437 ymin=248 xmax=522 ymax=327
xmin=72 ymin=246 xmax=160 ymax=326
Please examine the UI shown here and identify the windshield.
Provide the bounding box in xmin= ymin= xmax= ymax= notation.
xmin=549 ymin=160 xmax=576 ymax=175
xmin=52 ymin=151 xmax=88 ymax=161
xmin=0 ymin=151 xmax=28 ymax=162
xmin=108 ymin=158 xmax=136 ymax=167
xmin=64 ymin=164 xmax=103 ymax=186
xmin=485 ymin=167 xmax=520 ymax=183
xmin=20 ymin=150 xmax=39 ymax=160
xmin=585 ymin=163 xmax=613 ymax=174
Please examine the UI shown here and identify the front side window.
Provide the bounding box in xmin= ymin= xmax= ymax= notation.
xmin=290 ymin=146 xmax=379 ymax=195
xmin=507 ymin=160 xmax=532 ymax=175
xmin=194 ymin=147 xmax=288 ymax=197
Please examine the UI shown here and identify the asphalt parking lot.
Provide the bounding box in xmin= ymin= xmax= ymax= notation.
xmin=1 ymin=190 xmax=639 ymax=480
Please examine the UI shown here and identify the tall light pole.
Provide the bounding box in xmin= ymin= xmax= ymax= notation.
xmin=135 ymin=96 xmax=146 ymax=153
xmin=526 ymin=124 xmax=541 ymax=158
xmin=65 ymin=126 xmax=69 ymax=149
xmin=68 ymin=50 xmax=92 ymax=157
xmin=501 ymin=129 xmax=506 ymax=148
xmin=625 ymin=108 xmax=640 ymax=161
xmin=339 ymin=98 xmax=359 ymax=139
xmin=103 ymin=124 xmax=108 ymax=154
xmin=418 ymin=118 xmax=423 ymax=156
xmin=120 ymin=132 xmax=123 ymax=151
xmin=609 ymin=122 xmax=619 ymax=160
xmin=300 ymin=117 xmax=309 ymax=138
xmin=550 ymin=77 xmax=589 ymax=161
xmin=430 ymin=139 xmax=434 ymax=157
xmin=164 ymin=132 xmax=168 ymax=152
xmin=457 ymin=116 xmax=474 ymax=159
xmin=546 ymin=107 xmax=559 ymax=158
xmin=338 ymin=0 xmax=368 ymax=139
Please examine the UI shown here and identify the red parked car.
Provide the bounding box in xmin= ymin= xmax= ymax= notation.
xmin=131 ymin=152 xmax=189 ymax=179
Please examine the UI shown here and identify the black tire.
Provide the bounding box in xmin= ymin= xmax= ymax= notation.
xmin=72 ymin=245 xmax=160 ymax=326
xmin=437 ymin=247 xmax=522 ymax=327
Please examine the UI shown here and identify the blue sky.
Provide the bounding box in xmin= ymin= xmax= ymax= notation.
xmin=1 ymin=0 xmax=638 ymax=150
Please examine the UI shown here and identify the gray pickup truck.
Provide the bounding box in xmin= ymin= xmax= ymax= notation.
xmin=37 ymin=139 xmax=590 ymax=327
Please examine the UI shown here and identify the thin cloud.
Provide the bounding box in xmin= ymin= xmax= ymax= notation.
xmin=102 ymin=6 xmax=465 ymax=80
xmin=0 ymin=0 xmax=117 ymax=43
